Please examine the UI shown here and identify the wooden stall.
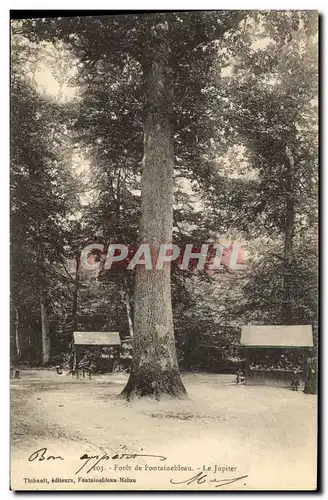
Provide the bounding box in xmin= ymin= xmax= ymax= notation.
xmin=240 ymin=325 xmax=313 ymax=388
xmin=73 ymin=331 xmax=121 ymax=374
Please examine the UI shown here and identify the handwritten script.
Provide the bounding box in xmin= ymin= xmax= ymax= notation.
xmin=27 ymin=447 xmax=167 ymax=475
xmin=170 ymin=471 xmax=248 ymax=488
xmin=76 ymin=451 xmax=167 ymax=474
xmin=27 ymin=448 xmax=247 ymax=488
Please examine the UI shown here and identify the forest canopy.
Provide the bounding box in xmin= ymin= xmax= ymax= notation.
xmin=10 ymin=11 xmax=318 ymax=397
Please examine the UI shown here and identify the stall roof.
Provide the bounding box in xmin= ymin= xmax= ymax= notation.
xmin=73 ymin=332 xmax=121 ymax=346
xmin=240 ymin=325 xmax=313 ymax=348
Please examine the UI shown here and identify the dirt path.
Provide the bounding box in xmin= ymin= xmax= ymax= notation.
xmin=11 ymin=370 xmax=317 ymax=490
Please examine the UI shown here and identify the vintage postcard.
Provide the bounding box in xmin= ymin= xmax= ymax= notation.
xmin=10 ymin=10 xmax=318 ymax=491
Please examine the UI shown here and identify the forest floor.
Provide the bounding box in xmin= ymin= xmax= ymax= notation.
xmin=11 ymin=370 xmax=317 ymax=491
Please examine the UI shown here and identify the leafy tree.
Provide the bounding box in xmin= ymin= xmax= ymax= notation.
xmin=225 ymin=12 xmax=317 ymax=324
xmin=11 ymin=33 xmax=80 ymax=364
xmin=18 ymin=12 xmax=248 ymax=397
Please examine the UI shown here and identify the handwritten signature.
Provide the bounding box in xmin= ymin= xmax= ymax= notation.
xmin=27 ymin=447 xmax=167 ymax=475
xmin=170 ymin=471 xmax=248 ymax=488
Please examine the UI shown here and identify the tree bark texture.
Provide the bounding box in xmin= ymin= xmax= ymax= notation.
xmin=121 ymin=21 xmax=186 ymax=399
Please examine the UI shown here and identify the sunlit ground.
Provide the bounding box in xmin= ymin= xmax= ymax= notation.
xmin=11 ymin=370 xmax=317 ymax=491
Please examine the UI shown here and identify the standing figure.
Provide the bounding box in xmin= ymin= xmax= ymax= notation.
xmin=291 ymin=370 xmax=300 ymax=391
xmin=236 ymin=368 xmax=245 ymax=384
xmin=304 ymin=357 xmax=317 ymax=394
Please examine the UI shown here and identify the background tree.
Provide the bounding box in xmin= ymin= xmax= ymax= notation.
xmin=11 ymin=34 xmax=80 ymax=364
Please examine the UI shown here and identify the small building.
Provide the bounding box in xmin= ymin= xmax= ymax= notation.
xmin=73 ymin=331 xmax=121 ymax=373
xmin=240 ymin=325 xmax=313 ymax=388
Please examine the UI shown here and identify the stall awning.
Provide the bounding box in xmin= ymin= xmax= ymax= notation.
xmin=73 ymin=332 xmax=121 ymax=346
xmin=240 ymin=325 xmax=313 ymax=348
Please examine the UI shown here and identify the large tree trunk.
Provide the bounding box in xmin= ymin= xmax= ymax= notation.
xmin=121 ymin=21 xmax=186 ymax=399
xmin=282 ymin=146 xmax=295 ymax=324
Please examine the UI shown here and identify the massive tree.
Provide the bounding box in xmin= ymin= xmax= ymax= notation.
xmin=15 ymin=11 xmax=317 ymax=395
xmin=121 ymin=22 xmax=186 ymax=397
xmin=17 ymin=12 xmax=245 ymax=396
